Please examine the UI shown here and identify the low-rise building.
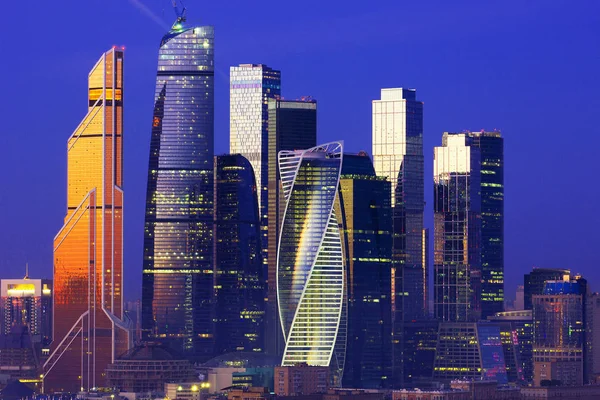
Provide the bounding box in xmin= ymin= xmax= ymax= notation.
xmin=521 ymin=385 xmax=600 ymax=399
xmin=274 ymin=365 xmax=329 ymax=396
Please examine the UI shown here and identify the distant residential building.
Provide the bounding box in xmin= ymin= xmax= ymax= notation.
xmin=488 ymin=310 xmax=533 ymax=383
xmin=105 ymin=343 xmax=197 ymax=393
xmin=433 ymin=322 xmax=508 ymax=384
xmin=266 ymin=98 xmax=317 ymax=356
xmin=214 ymin=154 xmax=264 ymax=354
xmin=450 ymin=380 xmax=520 ymax=400
xmin=337 ymin=152 xmax=392 ymax=389
xmin=275 ymin=365 xmax=329 ymax=396
xmin=533 ymin=278 xmax=587 ymax=386
xmin=524 ymin=268 xmax=570 ymax=310
xmin=1 ymin=277 xmax=52 ymax=346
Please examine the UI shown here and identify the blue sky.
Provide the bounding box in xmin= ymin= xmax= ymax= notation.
xmin=0 ymin=0 xmax=599 ymax=301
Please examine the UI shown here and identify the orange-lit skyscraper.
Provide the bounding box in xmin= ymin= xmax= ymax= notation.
xmin=43 ymin=48 xmax=129 ymax=393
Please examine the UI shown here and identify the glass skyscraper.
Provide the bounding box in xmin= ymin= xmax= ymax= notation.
xmin=142 ymin=20 xmax=215 ymax=361
xmin=470 ymin=132 xmax=504 ymax=319
xmin=524 ymin=268 xmax=571 ymax=310
xmin=44 ymin=48 xmax=129 ymax=393
xmin=278 ymin=142 xmax=346 ymax=384
xmin=266 ymin=99 xmax=317 ymax=356
xmin=433 ymin=132 xmax=482 ymax=322
xmin=229 ymin=64 xmax=281 ymax=251
xmin=372 ymin=88 xmax=425 ymax=384
xmin=214 ymin=154 xmax=264 ymax=354
xmin=372 ymin=88 xmax=426 ymax=322
xmin=337 ymin=153 xmax=392 ymax=389
xmin=533 ymin=278 xmax=587 ymax=386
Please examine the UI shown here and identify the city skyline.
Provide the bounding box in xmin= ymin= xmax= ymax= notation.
xmin=1 ymin=1 xmax=599 ymax=304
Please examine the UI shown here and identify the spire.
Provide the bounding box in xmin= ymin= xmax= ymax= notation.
xmin=24 ymin=262 xmax=29 ymax=280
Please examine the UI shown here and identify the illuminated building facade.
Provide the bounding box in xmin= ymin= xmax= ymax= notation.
xmin=433 ymin=132 xmax=482 ymax=322
xmin=337 ymin=153 xmax=392 ymax=389
xmin=229 ymin=64 xmax=281 ymax=272
xmin=277 ymin=142 xmax=346 ymax=383
xmin=44 ymin=48 xmax=129 ymax=393
xmin=1 ymin=278 xmax=52 ymax=346
xmin=433 ymin=322 xmax=508 ymax=384
xmin=372 ymin=88 xmax=425 ymax=383
xmin=533 ymin=279 xmax=587 ymax=386
xmin=266 ymin=99 xmax=317 ymax=356
xmin=488 ymin=310 xmax=533 ymax=384
xmin=142 ymin=22 xmax=215 ymax=360
xmin=469 ymin=132 xmax=504 ymax=319
xmin=214 ymin=154 xmax=264 ymax=354
xmin=524 ymin=268 xmax=570 ymax=310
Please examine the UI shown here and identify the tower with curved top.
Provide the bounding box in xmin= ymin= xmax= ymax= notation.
xmin=142 ymin=18 xmax=215 ymax=360
xmin=277 ymin=142 xmax=346 ymax=383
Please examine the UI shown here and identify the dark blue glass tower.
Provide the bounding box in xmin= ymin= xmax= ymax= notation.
xmin=338 ymin=152 xmax=392 ymax=389
xmin=214 ymin=154 xmax=264 ymax=354
xmin=142 ymin=21 xmax=215 ymax=361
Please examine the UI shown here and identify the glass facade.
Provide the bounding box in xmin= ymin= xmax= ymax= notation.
xmin=214 ymin=154 xmax=264 ymax=354
xmin=277 ymin=142 xmax=346 ymax=384
xmin=45 ymin=48 xmax=129 ymax=393
xmin=433 ymin=133 xmax=482 ymax=322
xmin=337 ymin=153 xmax=392 ymax=389
xmin=488 ymin=310 xmax=533 ymax=384
xmin=433 ymin=322 xmax=508 ymax=385
xmin=524 ymin=268 xmax=570 ymax=310
xmin=372 ymin=88 xmax=425 ymax=384
xmin=142 ymin=24 xmax=215 ymax=361
xmin=533 ymin=279 xmax=586 ymax=386
xmin=266 ymin=99 xmax=317 ymax=356
xmin=401 ymin=320 xmax=439 ymax=386
xmin=470 ymin=132 xmax=504 ymax=319
xmin=1 ymin=278 xmax=52 ymax=346
xmin=229 ymin=64 xmax=281 ymax=267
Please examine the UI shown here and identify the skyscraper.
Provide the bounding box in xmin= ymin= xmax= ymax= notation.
xmin=214 ymin=154 xmax=264 ymax=354
xmin=372 ymin=88 xmax=425 ymax=385
xmin=142 ymin=17 xmax=215 ymax=360
xmin=372 ymin=88 xmax=426 ymax=322
xmin=277 ymin=142 xmax=346 ymax=384
xmin=470 ymin=132 xmax=504 ymax=319
xmin=533 ymin=278 xmax=587 ymax=386
xmin=1 ymin=277 xmax=52 ymax=346
xmin=337 ymin=153 xmax=392 ymax=389
xmin=229 ymin=64 xmax=281 ymax=254
xmin=44 ymin=48 xmax=129 ymax=393
xmin=433 ymin=132 xmax=482 ymax=322
xmin=524 ymin=268 xmax=571 ymax=310
xmin=266 ymin=98 xmax=317 ymax=356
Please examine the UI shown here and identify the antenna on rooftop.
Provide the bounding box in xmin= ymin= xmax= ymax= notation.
xmin=24 ymin=262 xmax=29 ymax=280
xmin=172 ymin=0 xmax=187 ymax=24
